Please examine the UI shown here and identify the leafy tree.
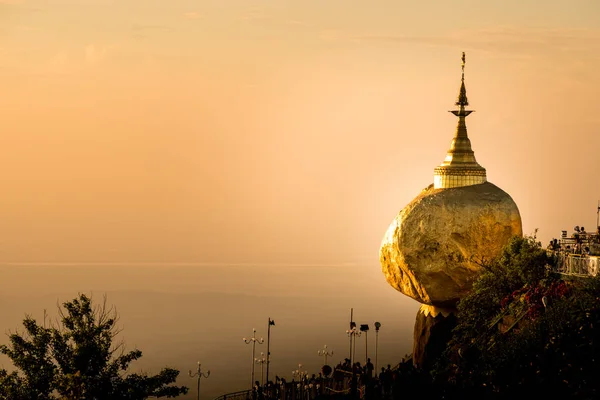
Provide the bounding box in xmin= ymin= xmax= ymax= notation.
xmin=0 ymin=294 xmax=188 ymax=400
xmin=450 ymin=234 xmax=556 ymax=348
xmin=433 ymin=234 xmax=600 ymax=398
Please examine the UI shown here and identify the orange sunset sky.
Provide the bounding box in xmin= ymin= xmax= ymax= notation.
xmin=1 ymin=0 xmax=599 ymax=264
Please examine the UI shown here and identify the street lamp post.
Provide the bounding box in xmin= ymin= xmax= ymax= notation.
xmin=243 ymin=329 xmax=264 ymax=390
xmin=266 ymin=318 xmax=275 ymax=387
xmin=347 ymin=309 xmax=354 ymax=363
xmin=345 ymin=327 xmax=361 ymax=400
xmin=255 ymin=352 xmax=267 ymax=386
xmin=188 ymin=362 xmax=210 ymax=400
xmin=345 ymin=326 xmax=361 ymax=366
xmin=317 ymin=345 xmax=334 ymax=365
xmin=292 ymin=364 xmax=308 ymax=382
xmin=292 ymin=364 xmax=309 ymax=400
xmin=374 ymin=322 xmax=381 ymax=372
xmin=360 ymin=324 xmax=369 ymax=365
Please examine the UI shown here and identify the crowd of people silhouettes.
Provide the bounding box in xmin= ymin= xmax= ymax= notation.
xmin=245 ymin=355 xmax=416 ymax=400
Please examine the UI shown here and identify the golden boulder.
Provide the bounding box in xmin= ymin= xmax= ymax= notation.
xmin=380 ymin=181 xmax=522 ymax=308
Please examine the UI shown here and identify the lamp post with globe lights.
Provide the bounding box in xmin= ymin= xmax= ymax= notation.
xmin=255 ymin=352 xmax=267 ymax=386
xmin=243 ymin=329 xmax=264 ymax=390
xmin=188 ymin=362 xmax=210 ymax=400
xmin=346 ymin=324 xmax=362 ymax=400
xmin=292 ymin=364 xmax=309 ymax=398
xmin=317 ymin=345 xmax=333 ymax=395
xmin=292 ymin=364 xmax=308 ymax=383
xmin=346 ymin=326 xmax=361 ymax=365
xmin=347 ymin=309 xmax=354 ymax=362
xmin=317 ymin=345 xmax=333 ymax=365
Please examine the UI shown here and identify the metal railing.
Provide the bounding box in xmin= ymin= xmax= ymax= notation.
xmin=213 ymin=389 xmax=252 ymax=400
xmin=213 ymin=370 xmax=371 ymax=400
xmin=554 ymin=253 xmax=600 ymax=277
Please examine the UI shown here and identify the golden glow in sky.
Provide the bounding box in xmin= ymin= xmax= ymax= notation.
xmin=1 ymin=0 xmax=599 ymax=263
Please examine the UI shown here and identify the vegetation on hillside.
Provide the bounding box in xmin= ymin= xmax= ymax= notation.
xmin=428 ymin=235 xmax=600 ymax=398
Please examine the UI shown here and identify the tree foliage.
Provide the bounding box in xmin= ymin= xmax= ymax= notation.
xmin=450 ymin=234 xmax=555 ymax=346
xmin=433 ymin=235 xmax=600 ymax=398
xmin=0 ymin=294 xmax=188 ymax=400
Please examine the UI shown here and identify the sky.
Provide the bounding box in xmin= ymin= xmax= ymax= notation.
xmin=1 ymin=0 xmax=600 ymax=264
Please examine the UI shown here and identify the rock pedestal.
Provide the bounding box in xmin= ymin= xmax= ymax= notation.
xmin=412 ymin=305 xmax=457 ymax=370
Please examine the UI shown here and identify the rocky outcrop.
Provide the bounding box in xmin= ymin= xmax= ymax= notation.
xmin=380 ymin=181 xmax=522 ymax=308
xmin=413 ymin=305 xmax=457 ymax=370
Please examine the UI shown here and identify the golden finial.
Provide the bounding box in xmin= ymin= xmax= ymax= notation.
xmin=455 ymin=51 xmax=469 ymax=108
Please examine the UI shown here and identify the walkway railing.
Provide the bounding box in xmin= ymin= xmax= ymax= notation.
xmin=553 ymin=253 xmax=600 ymax=277
xmin=213 ymin=389 xmax=251 ymax=400
xmin=213 ymin=370 xmax=370 ymax=400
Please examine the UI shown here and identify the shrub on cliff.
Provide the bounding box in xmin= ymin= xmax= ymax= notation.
xmin=452 ymin=234 xmax=556 ymax=346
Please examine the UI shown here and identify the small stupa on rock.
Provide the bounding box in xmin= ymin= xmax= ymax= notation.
xmin=379 ymin=53 xmax=523 ymax=369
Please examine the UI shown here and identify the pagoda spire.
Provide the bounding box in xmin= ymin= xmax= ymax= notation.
xmin=455 ymin=52 xmax=469 ymax=109
xmin=448 ymin=52 xmax=473 ymax=139
xmin=433 ymin=52 xmax=486 ymax=189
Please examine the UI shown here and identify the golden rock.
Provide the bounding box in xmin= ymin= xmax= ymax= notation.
xmin=380 ymin=53 xmax=523 ymax=308
xmin=379 ymin=181 xmax=522 ymax=307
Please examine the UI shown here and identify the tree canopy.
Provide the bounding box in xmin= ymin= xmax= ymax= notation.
xmin=432 ymin=235 xmax=600 ymax=398
xmin=0 ymin=294 xmax=188 ymax=400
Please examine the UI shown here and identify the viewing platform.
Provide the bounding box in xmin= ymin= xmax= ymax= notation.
xmin=548 ymin=223 xmax=600 ymax=278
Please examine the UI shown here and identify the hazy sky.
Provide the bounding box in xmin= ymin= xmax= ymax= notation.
xmin=1 ymin=0 xmax=600 ymax=263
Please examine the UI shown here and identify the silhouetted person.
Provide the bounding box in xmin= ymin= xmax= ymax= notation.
xmin=254 ymin=381 xmax=263 ymax=400
xmin=365 ymin=358 xmax=374 ymax=379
